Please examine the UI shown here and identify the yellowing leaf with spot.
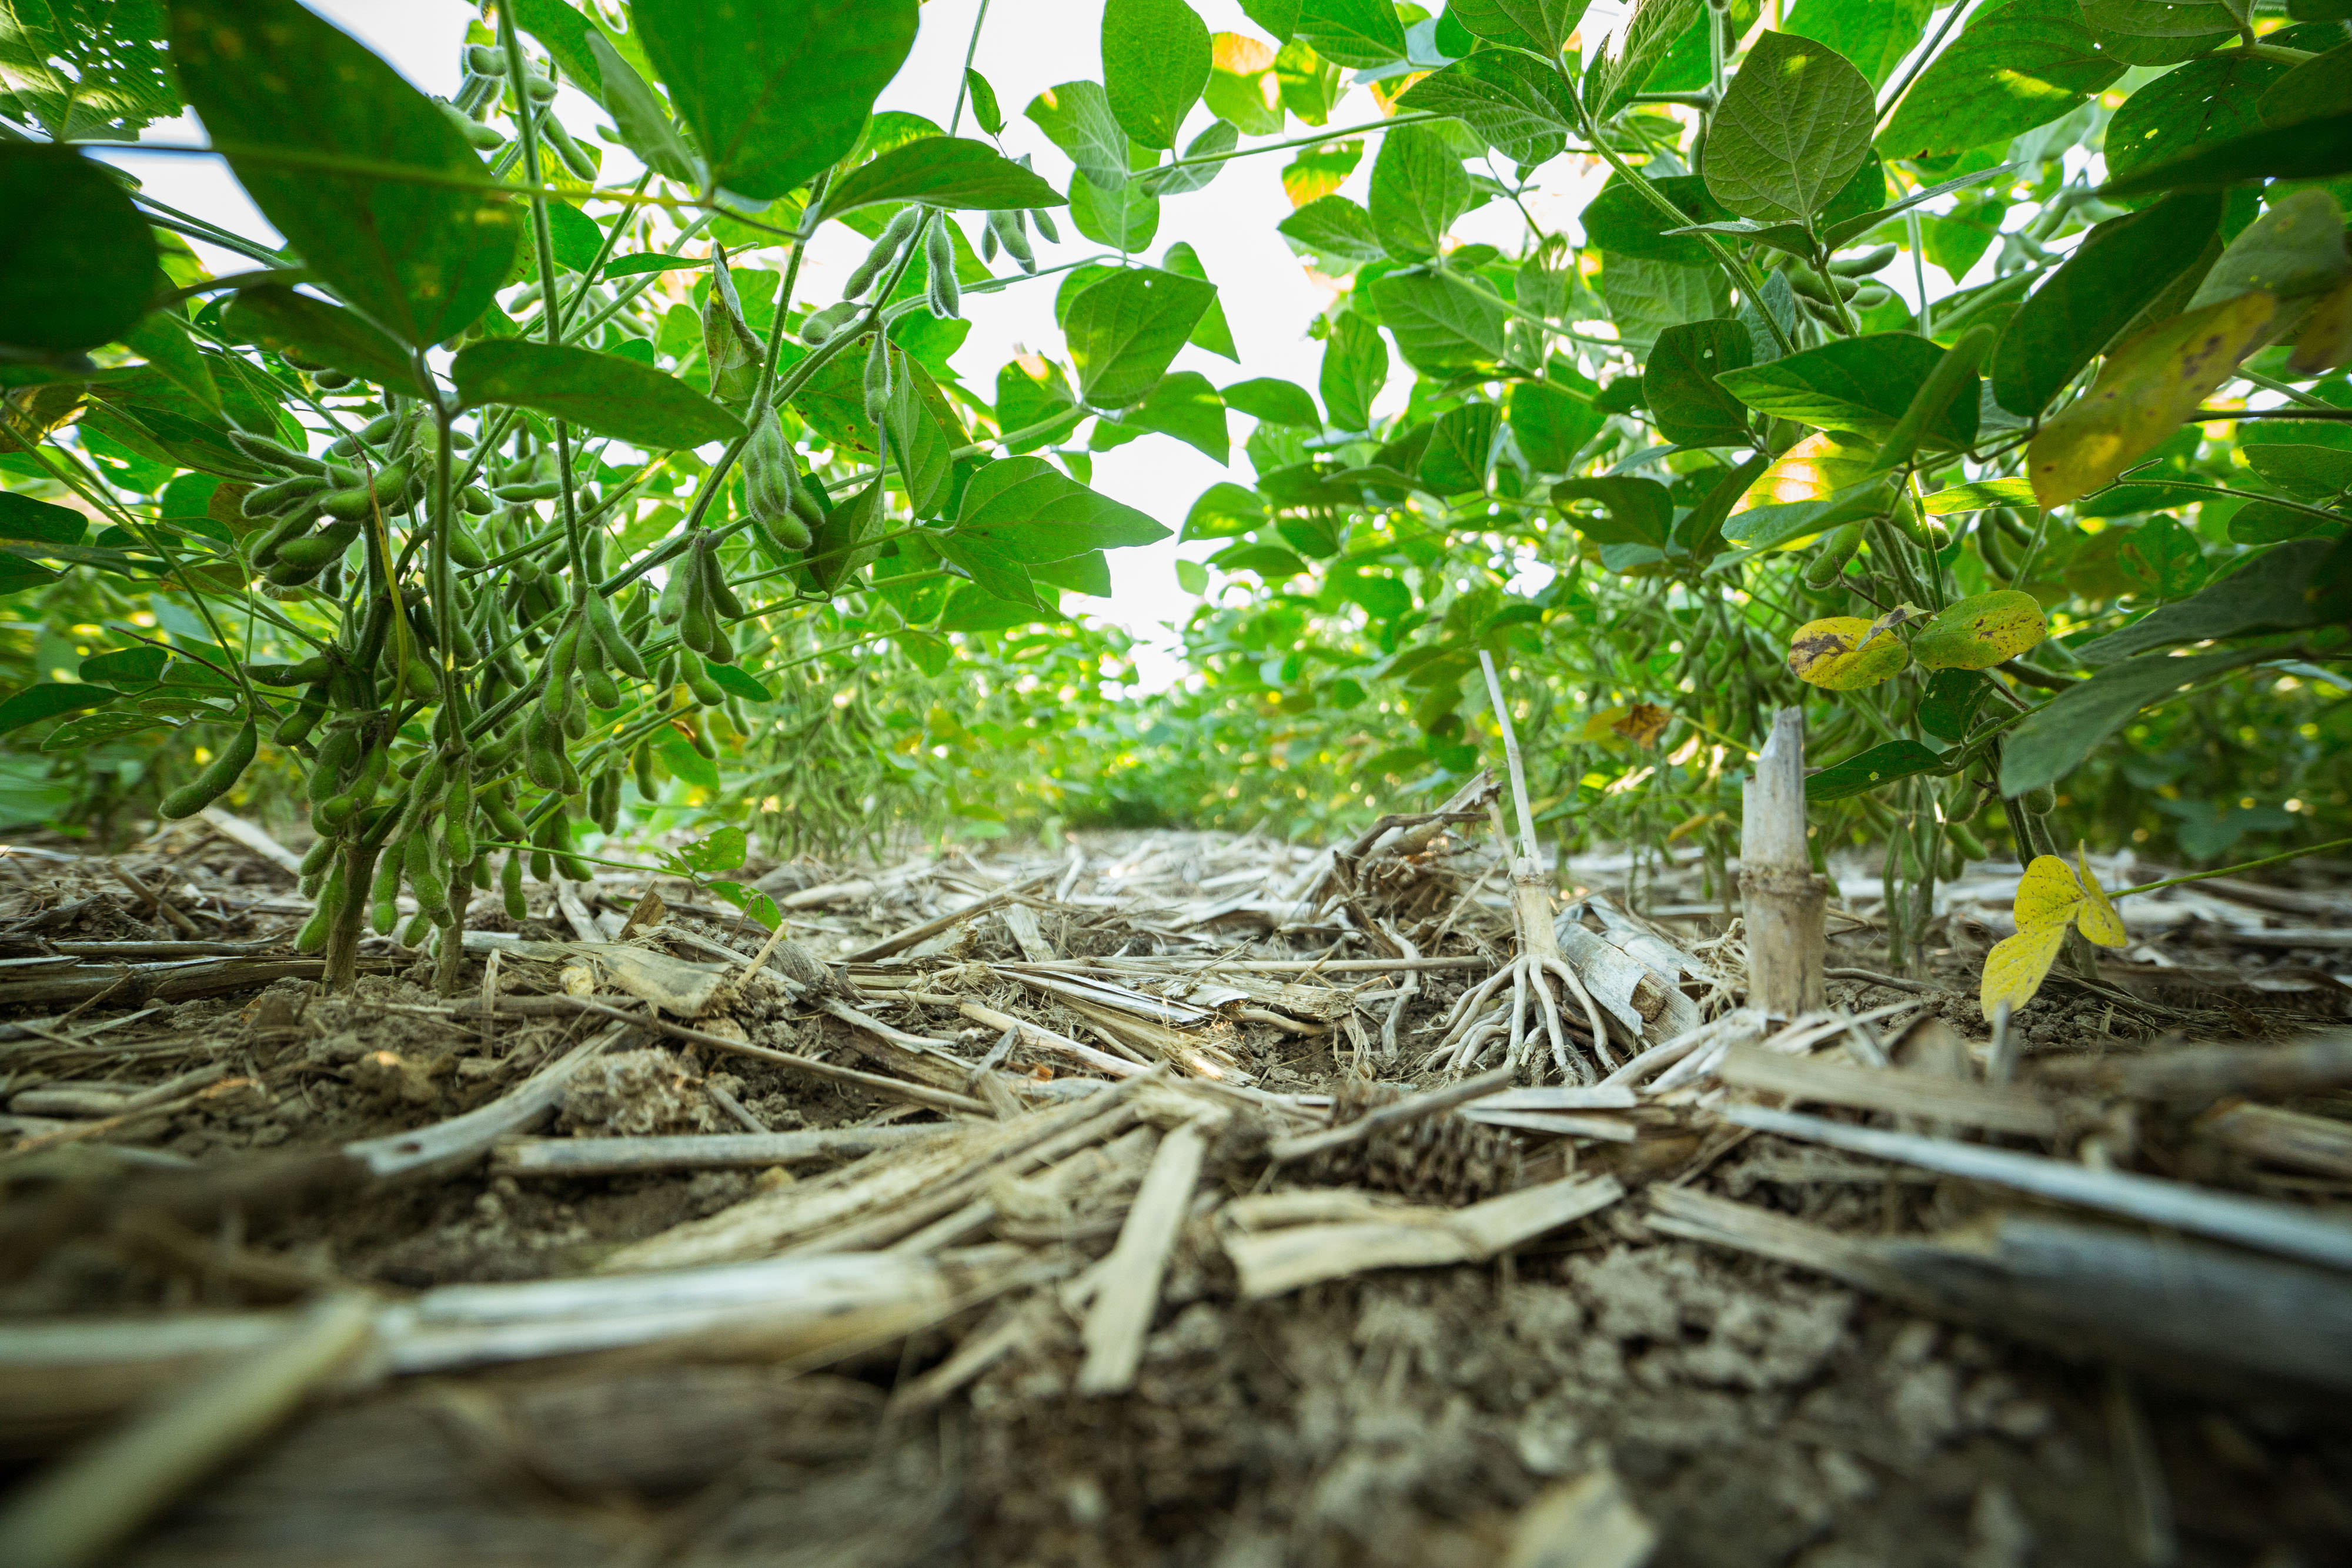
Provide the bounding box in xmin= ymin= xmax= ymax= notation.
xmin=2291 ymin=278 xmax=2352 ymax=376
xmin=2013 ymin=852 xmax=2087 ymax=929
xmin=1578 ymin=702 xmax=1670 ymax=746
xmin=1912 ymin=589 xmax=2047 ymax=670
xmin=2072 ymin=845 xmax=2126 ymax=947
xmin=1739 ymin=430 xmax=1880 ymax=511
xmin=2029 ymin=292 xmax=2277 ymax=509
xmin=1982 ymin=918 xmax=2070 ymax=1017
xmin=1787 ymin=616 xmax=1909 ymax=690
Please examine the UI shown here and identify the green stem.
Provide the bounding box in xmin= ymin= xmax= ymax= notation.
xmin=2112 ymin=835 xmax=2352 ymax=901
xmin=948 ymin=0 xmax=994 ymax=135
xmin=1148 ymin=111 xmax=1452 ymax=181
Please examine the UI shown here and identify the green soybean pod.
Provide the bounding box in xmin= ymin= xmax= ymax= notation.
xmin=406 ymin=830 xmax=449 ymax=915
xmin=400 ymin=912 xmax=433 ymax=948
xmin=2022 ymin=784 xmax=2057 ymax=816
xmin=550 ymin=813 xmax=594 ymax=882
xmin=502 ymin=848 xmax=527 ymax=918
xmin=1803 ymin=524 xmax=1865 ymax=591
xmin=293 ymin=860 xmax=346 ymax=954
xmin=159 ymin=720 xmax=259 ymax=820
xmin=633 ymin=740 xmax=656 ymax=800
xmin=682 ymin=656 xmax=725 ymax=707
xmin=275 ymin=683 xmax=329 ymax=748
xmin=299 ymin=835 xmax=338 ymax=875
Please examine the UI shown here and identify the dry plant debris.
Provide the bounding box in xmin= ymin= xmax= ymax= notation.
xmin=0 ymin=810 xmax=2348 ymax=1566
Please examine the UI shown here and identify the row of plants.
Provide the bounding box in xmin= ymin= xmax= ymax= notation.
xmin=0 ymin=0 xmax=2347 ymax=995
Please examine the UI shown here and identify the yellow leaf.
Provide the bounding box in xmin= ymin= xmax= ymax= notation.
xmin=2013 ymin=852 xmax=2087 ymax=930
xmin=1579 ymin=704 xmax=1630 ymax=743
xmin=2029 ymin=292 xmax=2277 ymax=509
xmin=1912 ymin=589 xmax=2047 ymax=670
xmin=1787 ymin=616 xmax=1909 ymax=690
xmin=2072 ymin=844 xmax=2127 ymax=948
xmin=1982 ymin=918 xmax=2070 ymax=1016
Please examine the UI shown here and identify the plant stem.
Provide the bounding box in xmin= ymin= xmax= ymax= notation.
xmin=2112 ymin=836 xmax=2352 ymax=901
xmin=948 ymin=0 xmax=994 ymax=135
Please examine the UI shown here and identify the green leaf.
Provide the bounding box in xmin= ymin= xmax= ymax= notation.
xmin=883 ymin=349 xmax=954 ymax=517
xmin=1031 ymin=549 xmax=1113 ymax=597
xmin=1479 ymin=0 xmax=1595 ymax=52
xmin=1716 ymin=333 xmax=1977 ymax=447
xmin=1223 ymin=377 xmax=1320 ymax=427
xmin=451 ymin=340 xmax=745 ymax=449
xmin=1064 ymin=266 xmax=1218 ymax=407
xmin=1242 ymin=0 xmax=1303 ymax=42
xmin=511 ymin=0 xmax=653 ymax=96
xmin=1782 ymin=0 xmax=1935 ymax=89
xmin=2076 ymin=537 xmax=2338 ymax=663
xmin=2080 ymin=0 xmax=2237 ymax=67
xmin=1703 ymin=31 xmax=1876 ymax=225
xmin=224 ymin=285 xmax=426 ymax=396
xmin=1294 ymin=0 xmax=1406 ymax=67
xmin=0 ymin=683 xmax=115 ymax=735
xmin=700 ymin=660 xmax=772 ymax=703
xmin=78 ymin=646 xmax=169 ymax=688
xmin=956 ymin=455 xmax=1172 ymax=560
xmin=1592 ymin=0 xmax=1705 ymax=118
xmin=1989 ymin=190 xmax=2224 ymax=417
xmin=1552 ymin=477 xmax=1673 ymax=547
xmin=1070 ymin=171 xmax=1162 ymax=252
xmin=1120 ymin=369 xmax=1229 ymax=461
xmin=1917 ymin=668 xmax=1988 ymax=742
xmin=0 ymin=493 xmax=88 ymax=547
xmin=803 ymin=478 xmax=886 ymax=593
xmin=1184 ymin=480 xmax=1266 ymax=540
xmin=935 ymin=531 xmax=1045 ymax=609
xmin=1419 ymin=402 xmax=1499 ymax=495
xmin=2027 ymin=293 xmax=2276 ymax=509
xmin=581 ymin=29 xmax=698 ymax=185
xmin=1277 ymin=194 xmax=1387 ymax=272
xmin=2244 ymin=444 xmax=2352 ymax=502
xmin=967 ymin=68 xmax=1005 ymax=136
xmin=1175 ymin=557 xmax=1210 ymax=593
xmin=0 ymin=0 xmax=178 ymax=141
xmin=1597 ymin=255 xmax=1729 ymax=350
xmin=1922 ymin=476 xmax=2037 ymax=514
xmin=826 ymin=136 xmax=1065 ymax=216
xmin=1027 ymin=81 xmax=1134 ymax=192
xmin=2118 ymin=513 xmax=2209 ymax=599
xmin=1581 ymin=176 xmax=1727 ymax=267
xmin=2187 ymin=188 xmax=2352 ymax=310
xmin=1805 ymin=739 xmax=1943 ymax=801
xmin=119 ymin=313 xmax=219 ymax=413
xmin=1103 ymin=0 xmax=1211 ymax=149
xmin=1210 ymin=541 xmax=1309 ymax=580
xmin=2000 ymin=645 xmax=2270 ymax=797
xmin=2261 ymin=42 xmax=2352 ymax=129
xmin=1371 ymin=270 xmax=1510 ymax=372
xmin=1321 ymin=312 xmax=1389 ymax=432
xmin=1143 ymin=119 xmax=1242 ymax=196
xmin=937 ymin=578 xmax=1057 ymax=631
xmin=1878 ymin=0 xmax=2124 ymax=164
xmin=2099 ymin=111 xmax=2352 ymax=196
xmin=1395 ymin=52 xmax=1576 ymax=168
xmin=0 ymin=146 xmax=156 ymax=353
xmin=1160 ymin=241 xmax=1237 ymax=360
xmin=996 ymin=356 xmax=1084 ymax=453
xmin=676 ymin=825 xmax=749 ymax=874
xmin=166 ymin=0 xmax=519 ymax=348
xmin=634 ymin=0 xmax=916 ymax=201
xmin=1645 ymin=319 xmax=1755 ymax=447
xmin=1369 ymin=124 xmax=1473 ymax=260
xmin=2106 ymin=52 xmax=2293 ymax=210
xmin=1509 ymin=380 xmax=1603 ymax=472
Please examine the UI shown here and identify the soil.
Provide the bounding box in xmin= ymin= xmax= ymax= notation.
xmin=2 ymin=819 xmax=2348 ymax=1567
